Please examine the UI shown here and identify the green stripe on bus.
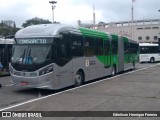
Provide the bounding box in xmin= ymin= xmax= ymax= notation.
xmin=111 ymin=34 xmax=118 ymax=41
xmin=79 ymin=27 xmax=108 ymax=39
xmin=96 ymin=55 xmax=118 ymax=66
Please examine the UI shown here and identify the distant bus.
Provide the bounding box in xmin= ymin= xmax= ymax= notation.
xmin=0 ymin=37 xmax=14 ymax=74
xmin=9 ymin=24 xmax=139 ymax=90
xmin=139 ymin=43 xmax=160 ymax=63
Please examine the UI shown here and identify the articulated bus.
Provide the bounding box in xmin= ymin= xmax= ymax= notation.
xmin=139 ymin=43 xmax=160 ymax=63
xmin=9 ymin=24 xmax=139 ymax=89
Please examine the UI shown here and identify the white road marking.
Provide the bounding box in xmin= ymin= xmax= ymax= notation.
xmin=0 ymin=63 xmax=159 ymax=111
xmin=5 ymin=84 xmax=14 ymax=87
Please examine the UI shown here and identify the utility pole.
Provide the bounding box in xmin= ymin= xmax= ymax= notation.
xmin=93 ymin=4 xmax=96 ymax=29
xmin=49 ymin=1 xmax=57 ymax=23
xmin=131 ymin=0 xmax=135 ymax=40
xmin=158 ymin=10 xmax=160 ymax=46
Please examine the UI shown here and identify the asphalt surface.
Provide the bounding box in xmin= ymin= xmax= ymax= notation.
xmin=0 ymin=63 xmax=154 ymax=110
xmin=1 ymin=63 xmax=160 ymax=120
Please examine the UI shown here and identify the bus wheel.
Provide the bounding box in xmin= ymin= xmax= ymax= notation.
xmin=75 ymin=71 xmax=84 ymax=87
xmin=111 ymin=66 xmax=116 ymax=76
xmin=150 ymin=57 xmax=155 ymax=63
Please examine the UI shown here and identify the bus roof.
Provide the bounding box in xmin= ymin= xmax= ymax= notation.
xmin=15 ymin=24 xmax=73 ymax=38
xmin=0 ymin=38 xmax=14 ymax=44
xmin=15 ymin=24 xmax=109 ymax=39
xmin=79 ymin=27 xmax=108 ymax=39
xmin=110 ymin=34 xmax=137 ymax=43
xmin=139 ymin=43 xmax=158 ymax=46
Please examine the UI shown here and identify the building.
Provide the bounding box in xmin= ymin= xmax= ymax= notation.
xmin=80 ymin=19 xmax=160 ymax=43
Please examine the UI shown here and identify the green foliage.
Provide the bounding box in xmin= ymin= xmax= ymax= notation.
xmin=22 ymin=17 xmax=52 ymax=28
xmin=0 ymin=21 xmax=19 ymax=37
xmin=0 ymin=17 xmax=51 ymax=37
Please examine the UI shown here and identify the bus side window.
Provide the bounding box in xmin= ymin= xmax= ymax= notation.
xmin=112 ymin=40 xmax=118 ymax=54
xmin=71 ymin=35 xmax=84 ymax=57
xmin=124 ymin=42 xmax=129 ymax=53
xmin=60 ymin=44 xmax=66 ymax=56
xmin=140 ymin=46 xmax=145 ymax=54
xmin=104 ymin=40 xmax=110 ymax=55
xmin=95 ymin=38 xmax=103 ymax=56
xmin=132 ymin=43 xmax=137 ymax=54
xmin=58 ymin=34 xmax=71 ymax=59
xmin=84 ymin=37 xmax=94 ymax=57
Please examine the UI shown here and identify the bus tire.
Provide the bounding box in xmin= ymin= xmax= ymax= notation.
xmin=74 ymin=71 xmax=84 ymax=87
xmin=111 ymin=65 xmax=116 ymax=76
xmin=150 ymin=57 xmax=155 ymax=63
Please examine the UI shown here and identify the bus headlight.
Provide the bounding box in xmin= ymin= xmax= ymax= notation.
xmin=39 ymin=65 xmax=53 ymax=76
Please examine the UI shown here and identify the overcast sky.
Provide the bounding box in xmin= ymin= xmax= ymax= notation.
xmin=0 ymin=0 xmax=159 ymax=27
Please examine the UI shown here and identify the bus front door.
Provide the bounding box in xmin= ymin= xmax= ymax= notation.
xmin=56 ymin=34 xmax=73 ymax=88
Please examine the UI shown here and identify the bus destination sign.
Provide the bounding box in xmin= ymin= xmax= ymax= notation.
xmin=16 ymin=38 xmax=53 ymax=44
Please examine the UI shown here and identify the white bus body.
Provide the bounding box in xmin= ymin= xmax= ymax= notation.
xmin=139 ymin=43 xmax=160 ymax=63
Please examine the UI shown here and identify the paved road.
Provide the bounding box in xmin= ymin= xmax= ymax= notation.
xmin=0 ymin=63 xmax=157 ymax=109
xmin=0 ymin=63 xmax=160 ymax=120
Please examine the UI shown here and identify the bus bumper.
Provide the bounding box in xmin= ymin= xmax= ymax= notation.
xmin=10 ymin=73 xmax=58 ymax=90
xmin=10 ymin=71 xmax=59 ymax=90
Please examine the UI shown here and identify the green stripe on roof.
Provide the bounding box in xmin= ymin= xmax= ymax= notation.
xmin=111 ymin=34 xmax=118 ymax=41
xmin=79 ymin=27 xmax=108 ymax=40
xmin=123 ymin=36 xmax=129 ymax=42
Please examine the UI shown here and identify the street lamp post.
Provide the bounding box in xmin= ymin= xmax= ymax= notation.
xmin=93 ymin=4 xmax=96 ymax=29
xmin=158 ymin=9 xmax=160 ymax=23
xmin=49 ymin=1 xmax=57 ymax=23
xmin=131 ymin=0 xmax=135 ymax=40
xmin=158 ymin=10 xmax=160 ymax=44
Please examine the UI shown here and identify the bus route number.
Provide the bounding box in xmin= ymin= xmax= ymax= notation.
xmin=86 ymin=60 xmax=89 ymax=67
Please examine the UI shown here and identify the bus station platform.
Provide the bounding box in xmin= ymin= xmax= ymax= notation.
xmin=2 ymin=64 xmax=160 ymax=119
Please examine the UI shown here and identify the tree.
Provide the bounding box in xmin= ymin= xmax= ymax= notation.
xmin=22 ymin=17 xmax=52 ymax=28
xmin=0 ymin=21 xmax=19 ymax=37
xmin=0 ymin=21 xmax=8 ymax=28
xmin=13 ymin=22 xmax=16 ymax=28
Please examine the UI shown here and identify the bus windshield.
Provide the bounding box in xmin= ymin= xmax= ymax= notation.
xmin=11 ymin=45 xmax=52 ymax=65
